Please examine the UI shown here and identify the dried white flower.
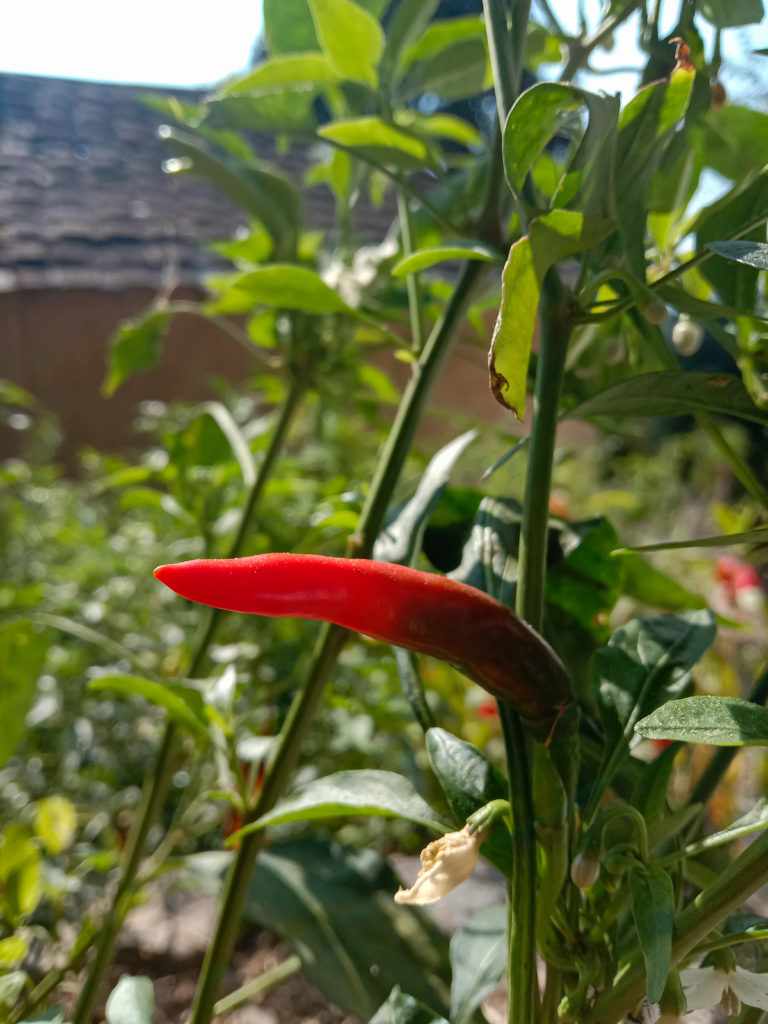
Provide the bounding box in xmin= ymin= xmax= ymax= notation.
xmin=394 ymin=825 xmax=485 ymax=905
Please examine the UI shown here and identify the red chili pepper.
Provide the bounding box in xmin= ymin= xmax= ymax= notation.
xmin=154 ymin=553 xmax=571 ymax=730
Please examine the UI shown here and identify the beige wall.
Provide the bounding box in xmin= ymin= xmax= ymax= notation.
xmin=0 ymin=287 xmax=518 ymax=469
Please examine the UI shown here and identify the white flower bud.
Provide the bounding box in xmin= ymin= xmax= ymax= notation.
xmin=672 ymin=317 xmax=704 ymax=356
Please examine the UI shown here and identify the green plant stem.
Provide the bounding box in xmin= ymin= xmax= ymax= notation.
xmin=189 ymin=379 xmax=306 ymax=669
xmin=483 ymin=0 xmax=530 ymax=127
xmin=584 ymin=827 xmax=768 ymax=1024
xmin=71 ymin=382 xmax=304 ymax=1024
xmin=189 ymin=250 xmax=491 ymax=1024
xmin=516 ymin=270 xmax=574 ymax=631
xmin=509 ymin=263 xmax=574 ymax=1024
xmin=499 ymin=701 xmax=539 ymax=1023
xmin=560 ymin=0 xmax=642 ymax=80
xmin=212 ymin=956 xmax=302 ymax=1017
xmin=397 ymin=189 xmax=426 ymax=353
xmin=350 ymin=259 xmax=486 ymax=555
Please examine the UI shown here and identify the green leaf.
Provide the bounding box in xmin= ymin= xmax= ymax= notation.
xmin=204 ymin=92 xmax=317 ymax=135
xmin=369 ymin=986 xmax=448 ymax=1024
xmin=694 ymin=169 xmax=768 ymax=309
xmin=401 ymin=16 xmax=485 ymax=65
xmin=593 ymin=611 xmax=716 ymax=750
xmin=374 ymin=430 xmax=476 ymax=566
xmin=700 ymin=105 xmax=768 ymax=180
xmin=158 ymin=126 xmax=300 ymax=255
xmin=707 ymin=240 xmax=768 ymax=270
xmin=103 ymin=310 xmax=172 ymax=396
xmin=425 ymin=728 xmax=512 ymax=876
xmin=399 ymin=38 xmax=487 ymax=102
xmin=636 ymin=696 xmax=768 ymax=746
xmin=214 ymin=265 xmax=351 ymax=314
xmin=393 ymin=246 xmax=500 ymax=277
xmin=426 ymin=729 xmax=508 ymax=823
xmin=566 ymin=371 xmax=768 ymax=427
xmin=545 ymin=518 xmax=623 ymax=634
xmin=503 ymin=83 xmax=585 ymax=193
xmin=88 ymin=675 xmax=209 ymax=740
xmin=630 ymin=866 xmax=674 ymax=1003
xmin=615 ymin=68 xmax=696 ymax=274
xmin=0 ymin=619 xmax=50 ymax=770
xmin=489 ymin=211 xmax=615 ymax=416
xmin=382 ymin=0 xmax=441 ymax=78
xmin=309 ymin=0 xmax=384 ymax=87
xmin=318 ymin=117 xmax=433 ymax=169
xmin=241 ymin=770 xmax=450 ymax=835
xmin=105 ymin=976 xmax=154 ymax=1024
xmin=0 ymin=935 xmax=29 ymax=968
xmin=615 ymin=526 xmax=768 ymax=554
xmin=264 ymin=0 xmax=319 ymax=53
xmin=700 ymin=0 xmax=764 ymax=26
xmin=0 ymin=825 xmax=42 ymax=921
xmin=449 ymin=906 xmax=506 ymax=1024
xmin=241 ymin=839 xmax=451 ymax=1018
xmin=694 ymin=797 xmax=768 ymax=854
xmin=34 ymin=796 xmax=77 ymax=855
xmin=0 ymin=973 xmax=28 ymax=1013
xmin=503 ymin=83 xmax=620 ymax=220
xmin=618 ymin=553 xmax=707 ymax=611
xmin=221 ymin=53 xmax=342 ymax=94
xmin=395 ymin=112 xmax=485 ymax=148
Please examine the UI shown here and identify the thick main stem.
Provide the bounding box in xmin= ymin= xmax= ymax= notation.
xmin=72 ymin=381 xmax=304 ymax=1024
xmin=509 ymin=270 xmax=573 ymax=1024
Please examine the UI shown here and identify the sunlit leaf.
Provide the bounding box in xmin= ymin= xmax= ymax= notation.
xmin=309 ymin=0 xmax=384 ymax=87
xmin=707 ymin=240 xmax=768 ymax=270
xmin=489 ymin=211 xmax=615 ymax=416
xmin=319 ymin=117 xmax=433 ymax=169
xmin=0 ymin=619 xmax=50 ymax=770
xmin=637 ymin=696 xmax=768 ymax=746
xmin=105 ymin=976 xmax=154 ymax=1024
xmin=104 ymin=310 xmax=172 ymax=397
xmin=221 ymin=53 xmax=342 ymax=94
xmin=214 ymin=265 xmax=351 ymax=314
xmin=393 ymin=245 xmax=500 ymax=277
xmin=34 ymin=796 xmax=77 ymax=856
xmin=240 ymin=770 xmax=451 ymax=835
xmin=88 ymin=675 xmax=209 ymax=740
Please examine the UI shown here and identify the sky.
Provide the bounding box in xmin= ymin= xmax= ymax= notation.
xmin=1 ymin=0 xmax=764 ymax=104
xmin=0 ymin=0 xmax=265 ymax=88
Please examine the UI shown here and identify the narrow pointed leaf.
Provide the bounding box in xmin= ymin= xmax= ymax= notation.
xmin=393 ymin=246 xmax=500 ymax=277
xmin=630 ymin=866 xmax=674 ymax=1003
xmin=449 ymin=906 xmax=506 ymax=1024
xmin=566 ymin=372 xmax=768 ymax=427
xmin=88 ymin=675 xmax=209 ymax=739
xmin=707 ymin=240 xmax=768 ymax=270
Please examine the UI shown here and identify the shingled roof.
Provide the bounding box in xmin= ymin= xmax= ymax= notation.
xmin=0 ymin=72 xmax=395 ymax=292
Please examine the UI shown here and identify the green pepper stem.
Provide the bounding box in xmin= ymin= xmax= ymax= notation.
xmin=71 ymin=380 xmax=305 ymax=1024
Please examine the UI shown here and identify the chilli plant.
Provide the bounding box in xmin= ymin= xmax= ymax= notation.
xmin=4 ymin=0 xmax=768 ymax=1023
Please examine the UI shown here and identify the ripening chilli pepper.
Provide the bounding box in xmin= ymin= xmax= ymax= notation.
xmin=153 ymin=553 xmax=572 ymax=732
